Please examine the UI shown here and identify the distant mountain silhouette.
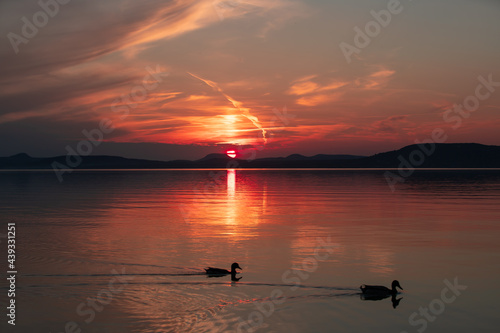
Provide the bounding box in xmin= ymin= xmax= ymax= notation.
xmin=358 ymin=143 xmax=500 ymax=168
xmin=1 ymin=143 xmax=499 ymax=169
xmin=196 ymin=153 xmax=228 ymax=161
xmin=8 ymin=153 xmax=31 ymax=160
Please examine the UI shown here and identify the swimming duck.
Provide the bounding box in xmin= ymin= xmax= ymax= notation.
xmin=205 ymin=262 xmax=241 ymax=275
xmin=360 ymin=280 xmax=403 ymax=295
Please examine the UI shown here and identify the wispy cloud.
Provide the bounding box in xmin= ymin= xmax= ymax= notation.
xmin=287 ymin=67 xmax=394 ymax=107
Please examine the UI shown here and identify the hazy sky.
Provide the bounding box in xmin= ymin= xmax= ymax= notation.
xmin=1 ymin=0 xmax=499 ymax=160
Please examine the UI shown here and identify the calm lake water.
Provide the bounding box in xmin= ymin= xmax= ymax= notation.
xmin=1 ymin=169 xmax=500 ymax=333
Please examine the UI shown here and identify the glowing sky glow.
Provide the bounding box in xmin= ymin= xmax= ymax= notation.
xmin=188 ymin=72 xmax=267 ymax=145
xmin=1 ymin=0 xmax=499 ymax=160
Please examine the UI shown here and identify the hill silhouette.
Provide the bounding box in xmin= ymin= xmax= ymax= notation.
xmin=1 ymin=143 xmax=499 ymax=169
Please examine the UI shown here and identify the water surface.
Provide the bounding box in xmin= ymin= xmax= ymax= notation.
xmin=1 ymin=169 xmax=499 ymax=332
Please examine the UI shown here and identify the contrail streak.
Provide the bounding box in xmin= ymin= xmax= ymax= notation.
xmin=188 ymin=72 xmax=267 ymax=144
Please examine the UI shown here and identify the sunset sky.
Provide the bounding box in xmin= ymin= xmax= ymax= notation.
xmin=1 ymin=0 xmax=499 ymax=161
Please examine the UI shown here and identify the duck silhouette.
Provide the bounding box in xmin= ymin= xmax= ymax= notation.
xmin=360 ymin=280 xmax=403 ymax=295
xmin=205 ymin=262 xmax=241 ymax=276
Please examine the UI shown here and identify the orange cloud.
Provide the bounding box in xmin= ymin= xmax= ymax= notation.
xmin=288 ymin=81 xmax=320 ymax=95
xmin=296 ymin=93 xmax=343 ymax=106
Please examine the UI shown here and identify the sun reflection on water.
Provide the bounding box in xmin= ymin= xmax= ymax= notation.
xmin=227 ymin=169 xmax=235 ymax=197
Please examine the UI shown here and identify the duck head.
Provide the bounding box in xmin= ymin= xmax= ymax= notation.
xmin=392 ymin=280 xmax=403 ymax=291
xmin=231 ymin=262 xmax=242 ymax=273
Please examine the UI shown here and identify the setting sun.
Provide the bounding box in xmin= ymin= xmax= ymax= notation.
xmin=226 ymin=150 xmax=237 ymax=158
